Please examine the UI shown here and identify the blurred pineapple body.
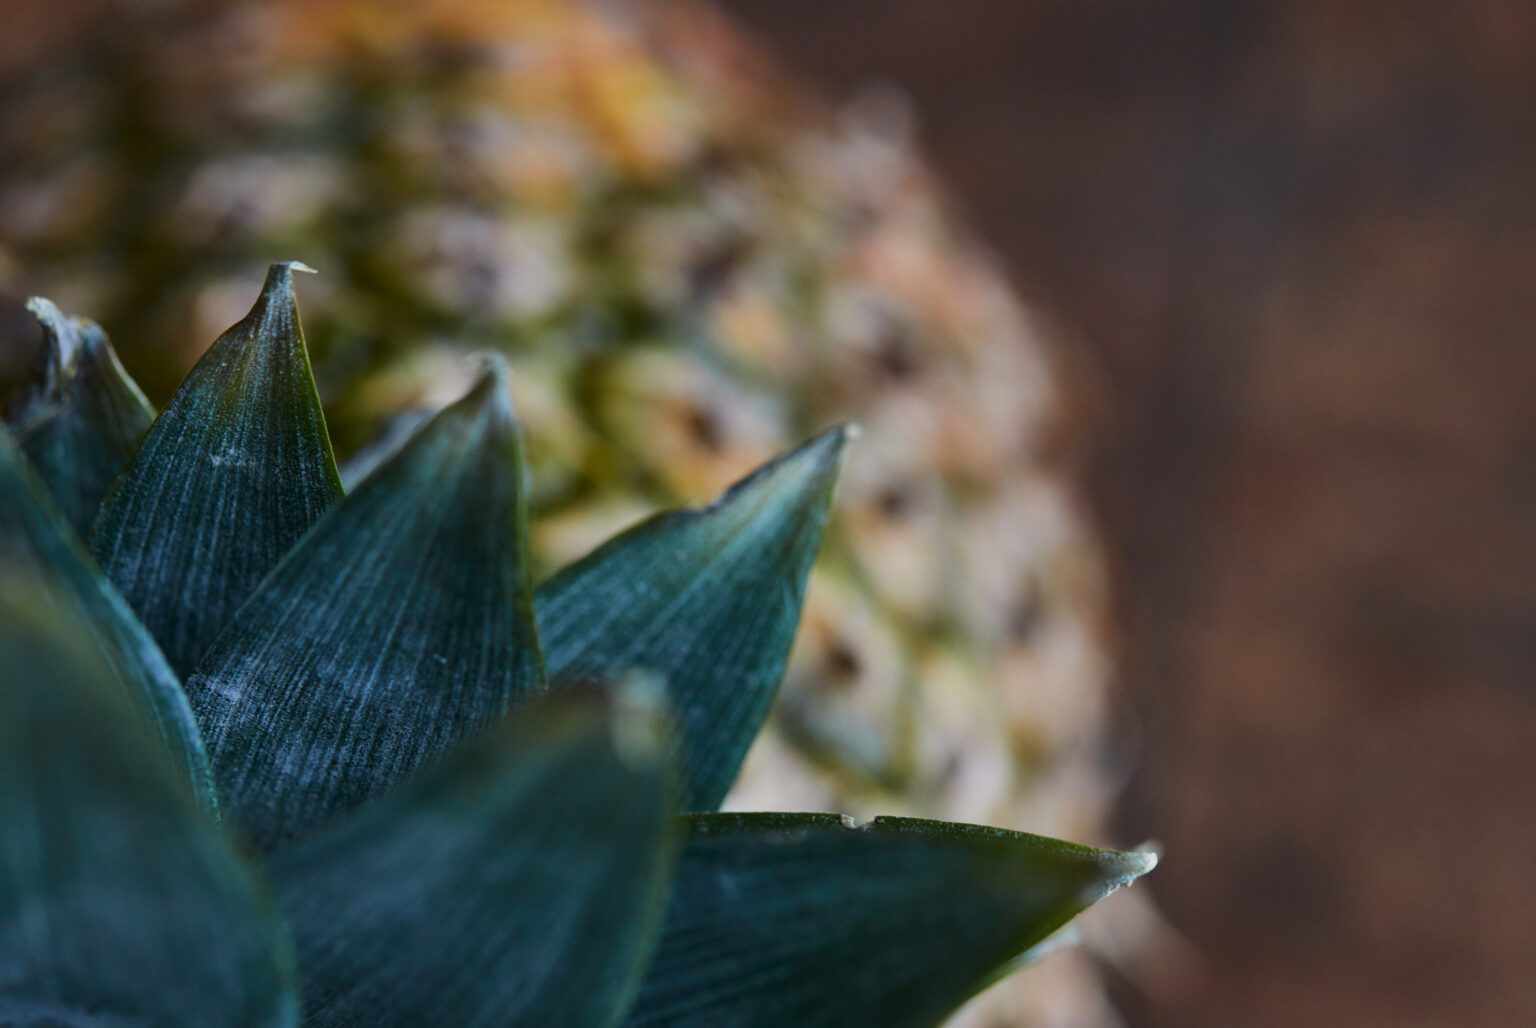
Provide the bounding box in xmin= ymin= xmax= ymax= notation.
xmin=0 ymin=1 xmax=1128 ymax=1022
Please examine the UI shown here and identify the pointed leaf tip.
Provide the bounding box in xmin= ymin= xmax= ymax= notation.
xmin=537 ymin=427 xmax=848 ymax=811
xmin=256 ymin=261 xmax=318 ymax=310
xmin=1096 ymin=846 xmax=1159 ymax=893
xmin=462 ymin=351 xmax=517 ymax=425
xmin=187 ymin=367 xmax=543 ymax=850
xmin=23 ymin=295 xmax=62 ymax=318
xmin=90 ymin=272 xmax=342 ymax=676
xmin=272 ymin=260 xmax=319 ymax=278
xmin=626 ymin=814 xmax=1157 ymax=1028
xmin=721 ymin=423 xmax=849 ymax=494
xmin=6 ymin=298 xmax=154 ymax=537
xmin=22 ymin=295 xmax=76 ymax=372
xmin=245 ymin=262 xmax=307 ymax=348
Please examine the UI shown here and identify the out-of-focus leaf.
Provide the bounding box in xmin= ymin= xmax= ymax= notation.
xmin=90 ymin=262 xmax=343 ymax=676
xmin=4 ymin=298 xmax=154 ymax=537
xmin=626 ymin=813 xmax=1157 ymax=1028
xmin=0 ymin=431 xmax=216 ymax=811
xmin=537 ymin=427 xmax=847 ymax=811
xmin=187 ymin=358 xmax=545 ymax=850
xmin=271 ymin=688 xmax=676 ymax=1028
xmin=0 ymin=583 xmax=296 ymax=1028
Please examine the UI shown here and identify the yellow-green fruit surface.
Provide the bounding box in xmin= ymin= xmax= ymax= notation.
xmin=0 ymin=2 xmax=1136 ymax=1022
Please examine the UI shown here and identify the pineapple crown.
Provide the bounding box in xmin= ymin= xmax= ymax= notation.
xmin=0 ymin=263 xmax=1153 ymax=1027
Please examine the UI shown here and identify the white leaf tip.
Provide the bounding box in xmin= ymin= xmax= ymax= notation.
xmin=610 ymin=671 xmax=669 ymax=769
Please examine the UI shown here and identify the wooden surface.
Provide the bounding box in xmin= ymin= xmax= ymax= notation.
xmin=718 ymin=1 xmax=1536 ymax=1025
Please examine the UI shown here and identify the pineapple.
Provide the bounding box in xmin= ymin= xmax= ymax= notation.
xmin=0 ymin=273 xmax=1155 ymax=1026
xmin=0 ymin=1 xmax=1135 ymax=1022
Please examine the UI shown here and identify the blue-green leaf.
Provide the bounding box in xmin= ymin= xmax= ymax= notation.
xmin=90 ymin=262 xmax=343 ymax=676
xmin=0 ymin=431 xmax=216 ymax=811
xmin=187 ymin=358 xmax=545 ymax=850
xmin=0 ymin=581 xmax=296 ymax=1028
xmin=4 ymin=298 xmax=154 ymax=538
xmin=626 ymin=813 xmax=1157 ymax=1028
xmin=537 ymin=427 xmax=847 ymax=811
xmin=271 ymin=687 xmax=676 ymax=1028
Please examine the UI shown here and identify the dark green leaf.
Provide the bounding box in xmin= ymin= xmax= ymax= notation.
xmin=0 ymin=581 xmax=296 ymax=1028
xmin=271 ymin=687 xmax=677 ymax=1028
xmin=626 ymin=813 xmax=1157 ymax=1028
xmin=90 ymin=263 xmax=343 ymax=676
xmin=4 ymin=298 xmax=155 ymax=537
xmin=0 ymin=431 xmax=217 ymax=811
xmin=187 ymin=358 xmax=545 ymax=850
xmin=537 ymin=427 xmax=847 ymax=811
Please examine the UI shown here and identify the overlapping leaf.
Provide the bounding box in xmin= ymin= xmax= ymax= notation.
xmin=186 ymin=359 xmax=545 ymax=850
xmin=537 ymin=427 xmax=848 ymax=811
xmin=0 ymin=264 xmax=1161 ymax=1028
xmin=0 ymin=432 xmax=216 ymax=811
xmin=5 ymin=298 xmax=154 ymax=537
xmin=90 ymin=262 xmax=343 ymax=676
xmin=626 ymin=813 xmax=1157 ymax=1027
xmin=272 ymin=688 xmax=676 ymax=1027
xmin=0 ymin=583 xmax=296 ymax=1027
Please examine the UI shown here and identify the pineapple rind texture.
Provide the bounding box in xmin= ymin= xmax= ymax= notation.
xmin=0 ymin=2 xmax=1125 ymax=1021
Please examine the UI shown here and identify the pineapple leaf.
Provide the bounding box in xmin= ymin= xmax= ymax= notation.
xmin=186 ymin=357 xmax=545 ymax=851
xmin=4 ymin=298 xmax=154 ymax=538
xmin=90 ymin=263 xmax=344 ymax=676
xmin=537 ymin=427 xmax=848 ymax=811
xmin=0 ymin=582 xmax=297 ymax=1028
xmin=0 ymin=431 xmax=217 ymax=812
xmin=625 ymin=813 xmax=1157 ymax=1028
xmin=270 ymin=687 xmax=676 ymax=1028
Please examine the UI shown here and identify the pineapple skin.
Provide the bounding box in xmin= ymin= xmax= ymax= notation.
xmin=0 ymin=1 xmax=1127 ymax=1022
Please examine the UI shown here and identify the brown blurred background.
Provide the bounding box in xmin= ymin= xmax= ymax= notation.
xmin=716 ymin=2 xmax=1536 ymax=1026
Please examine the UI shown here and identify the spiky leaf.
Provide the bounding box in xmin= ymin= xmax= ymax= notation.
xmin=537 ymin=427 xmax=847 ymax=811
xmin=271 ymin=688 xmax=676 ymax=1027
xmin=187 ymin=359 xmax=544 ymax=850
xmin=4 ymin=298 xmax=155 ymax=537
xmin=90 ymin=263 xmax=343 ymax=676
xmin=626 ymin=813 xmax=1157 ymax=1028
xmin=0 ymin=431 xmax=216 ymax=811
xmin=0 ymin=583 xmax=296 ymax=1028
